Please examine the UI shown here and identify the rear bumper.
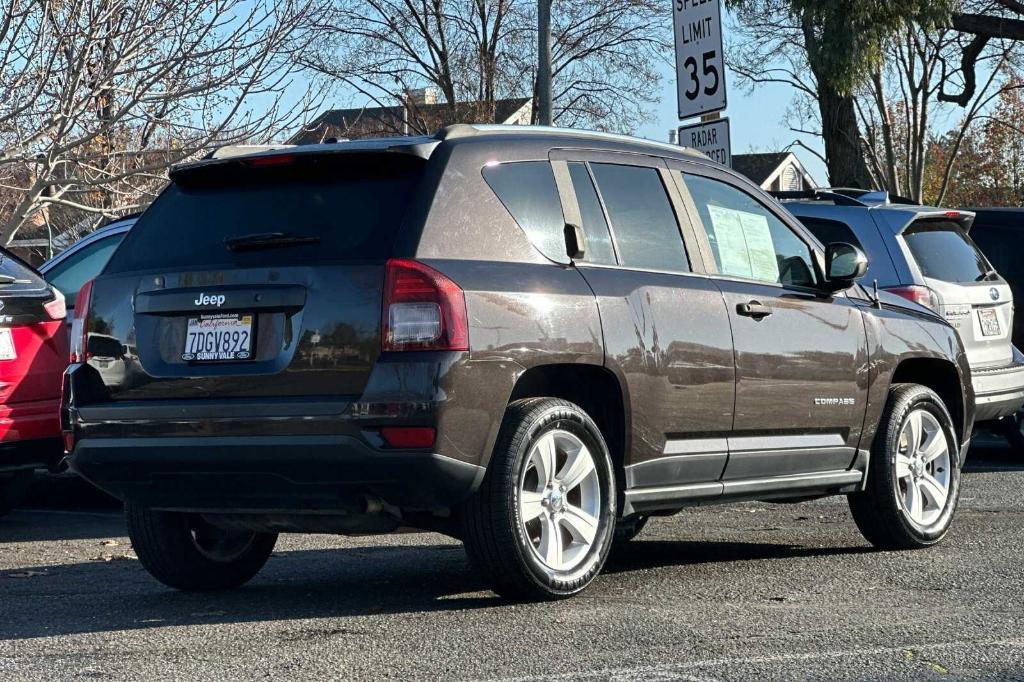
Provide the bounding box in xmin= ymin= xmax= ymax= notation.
xmin=971 ymin=359 xmax=1024 ymax=422
xmin=0 ymin=398 xmax=63 ymax=473
xmin=60 ymin=354 xmax=499 ymax=514
xmin=68 ymin=435 xmax=483 ymax=513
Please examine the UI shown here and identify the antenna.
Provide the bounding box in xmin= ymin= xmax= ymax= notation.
xmin=872 ymin=279 xmax=882 ymax=309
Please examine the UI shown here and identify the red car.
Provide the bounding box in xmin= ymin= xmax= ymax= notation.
xmin=0 ymin=249 xmax=67 ymax=515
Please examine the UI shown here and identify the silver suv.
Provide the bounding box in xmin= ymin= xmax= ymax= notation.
xmin=779 ymin=189 xmax=1024 ymax=425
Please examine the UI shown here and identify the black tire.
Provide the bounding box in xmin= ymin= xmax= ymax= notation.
xmin=126 ymin=503 xmax=277 ymax=591
xmin=0 ymin=470 xmax=33 ymax=517
xmin=462 ymin=398 xmax=616 ymax=601
xmin=848 ymin=384 xmax=961 ymax=550
xmin=612 ymin=514 xmax=649 ymax=548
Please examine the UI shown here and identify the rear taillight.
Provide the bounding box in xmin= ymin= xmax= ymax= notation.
xmin=69 ymin=279 xmax=94 ymax=363
xmin=43 ymin=288 xmax=66 ymax=320
xmin=884 ymin=285 xmax=938 ymax=311
xmin=382 ymin=259 xmax=468 ymax=352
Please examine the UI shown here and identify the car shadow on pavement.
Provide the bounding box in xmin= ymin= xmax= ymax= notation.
xmin=964 ymin=443 xmax=1024 ymax=472
xmin=0 ymin=543 xmax=500 ymax=641
xmin=0 ymin=535 xmax=885 ymax=642
xmin=604 ymin=539 xmax=874 ymax=575
xmin=0 ymin=508 xmax=124 ymax=543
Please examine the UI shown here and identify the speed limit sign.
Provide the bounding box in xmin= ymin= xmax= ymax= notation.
xmin=673 ymin=0 xmax=727 ymax=120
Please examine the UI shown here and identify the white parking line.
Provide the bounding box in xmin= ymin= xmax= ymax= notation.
xmin=487 ymin=637 xmax=1024 ymax=681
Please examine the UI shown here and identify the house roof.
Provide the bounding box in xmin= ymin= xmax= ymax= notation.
xmin=732 ymin=152 xmax=793 ymax=186
xmin=290 ymin=97 xmax=532 ymax=144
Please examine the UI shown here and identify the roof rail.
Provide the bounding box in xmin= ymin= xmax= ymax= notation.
xmin=770 ymin=189 xmax=868 ymax=207
xmin=435 ymin=123 xmax=709 ymax=160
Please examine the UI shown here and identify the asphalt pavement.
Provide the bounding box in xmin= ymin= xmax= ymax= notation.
xmin=2 ymin=441 xmax=1023 ymax=681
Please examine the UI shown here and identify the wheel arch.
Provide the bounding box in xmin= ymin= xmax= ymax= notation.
xmin=506 ymin=363 xmax=629 ymax=509
xmin=890 ymin=357 xmax=967 ymax=444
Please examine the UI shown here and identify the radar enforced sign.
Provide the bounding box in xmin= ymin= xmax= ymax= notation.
xmin=678 ymin=118 xmax=731 ymax=167
xmin=674 ymin=0 xmax=726 ymax=119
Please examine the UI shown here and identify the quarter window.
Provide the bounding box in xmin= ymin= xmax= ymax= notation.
xmin=589 ymin=163 xmax=688 ymax=273
xmin=482 ymin=161 xmax=566 ymax=262
xmin=567 ymin=163 xmax=616 ymax=265
xmin=683 ymin=174 xmax=816 ymax=287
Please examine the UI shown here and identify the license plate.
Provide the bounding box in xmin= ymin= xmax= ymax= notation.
xmin=979 ymin=308 xmax=1001 ymax=337
xmin=182 ymin=314 xmax=254 ymax=362
xmin=0 ymin=328 xmax=14 ymax=360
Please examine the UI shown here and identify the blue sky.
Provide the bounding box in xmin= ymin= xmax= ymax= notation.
xmin=635 ymin=22 xmax=829 ymax=184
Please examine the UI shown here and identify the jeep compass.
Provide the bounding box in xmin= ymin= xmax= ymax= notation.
xmin=63 ymin=125 xmax=974 ymax=600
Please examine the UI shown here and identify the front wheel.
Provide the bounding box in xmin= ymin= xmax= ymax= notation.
xmin=462 ymin=398 xmax=616 ymax=600
xmin=848 ymin=384 xmax=961 ymax=549
xmin=126 ymin=503 xmax=277 ymax=591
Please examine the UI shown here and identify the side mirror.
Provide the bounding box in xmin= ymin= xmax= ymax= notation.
xmin=564 ymin=223 xmax=586 ymax=260
xmin=824 ymin=242 xmax=868 ymax=291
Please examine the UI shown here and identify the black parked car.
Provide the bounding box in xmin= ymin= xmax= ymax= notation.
xmin=964 ymin=207 xmax=1024 ymax=448
xmin=63 ymin=125 xmax=973 ymax=600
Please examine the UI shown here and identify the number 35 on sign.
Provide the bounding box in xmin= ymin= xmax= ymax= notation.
xmin=673 ymin=0 xmax=727 ymax=120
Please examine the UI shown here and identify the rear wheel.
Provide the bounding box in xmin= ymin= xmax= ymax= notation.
xmin=126 ymin=503 xmax=277 ymax=590
xmin=462 ymin=398 xmax=616 ymax=600
xmin=848 ymin=384 xmax=960 ymax=549
xmin=0 ymin=470 xmax=33 ymax=517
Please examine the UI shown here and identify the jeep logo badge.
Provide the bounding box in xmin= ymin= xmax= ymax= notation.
xmin=990 ymin=288 xmax=1000 ymax=301
xmin=194 ymin=293 xmax=226 ymax=307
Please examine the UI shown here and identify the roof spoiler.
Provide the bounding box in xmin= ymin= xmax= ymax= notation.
xmin=204 ymin=144 xmax=295 ymax=160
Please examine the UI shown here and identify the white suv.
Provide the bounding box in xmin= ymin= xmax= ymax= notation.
xmin=780 ymin=189 xmax=1024 ymax=426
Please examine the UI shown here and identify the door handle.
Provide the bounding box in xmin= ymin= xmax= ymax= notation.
xmin=737 ymin=300 xmax=773 ymax=318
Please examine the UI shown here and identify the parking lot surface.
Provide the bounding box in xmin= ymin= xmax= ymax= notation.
xmin=2 ymin=444 xmax=1023 ymax=681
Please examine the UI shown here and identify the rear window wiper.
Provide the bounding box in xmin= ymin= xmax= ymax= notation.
xmin=976 ymin=268 xmax=999 ymax=282
xmin=224 ymin=232 xmax=321 ymax=252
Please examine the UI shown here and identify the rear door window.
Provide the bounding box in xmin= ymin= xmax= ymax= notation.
xmin=589 ymin=163 xmax=688 ymax=273
xmin=482 ymin=161 xmax=566 ymax=262
xmin=105 ymin=154 xmax=424 ymax=273
xmin=903 ymin=220 xmax=992 ymax=283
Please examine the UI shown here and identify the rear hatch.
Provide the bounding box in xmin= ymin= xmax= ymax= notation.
xmin=900 ymin=217 xmax=1013 ymax=369
xmin=84 ymin=150 xmax=427 ymax=401
xmin=0 ymin=250 xmax=66 ymax=408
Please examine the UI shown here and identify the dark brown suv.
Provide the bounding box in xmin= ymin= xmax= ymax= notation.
xmin=62 ymin=125 xmax=974 ymax=600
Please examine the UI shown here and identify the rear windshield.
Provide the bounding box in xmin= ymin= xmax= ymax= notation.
xmin=903 ymin=219 xmax=992 ymax=283
xmin=0 ymin=248 xmax=47 ymax=292
xmin=104 ymin=154 xmax=423 ymax=274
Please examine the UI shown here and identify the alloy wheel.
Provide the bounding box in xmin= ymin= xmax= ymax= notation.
xmin=519 ymin=429 xmax=601 ymax=572
xmin=895 ymin=408 xmax=952 ymax=528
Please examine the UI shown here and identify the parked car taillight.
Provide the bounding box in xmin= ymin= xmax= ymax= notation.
xmin=43 ymin=287 xmax=66 ymax=320
xmin=381 ymin=259 xmax=468 ymax=352
xmin=69 ymin=279 xmax=94 ymax=362
xmin=884 ymin=285 xmax=938 ymax=311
